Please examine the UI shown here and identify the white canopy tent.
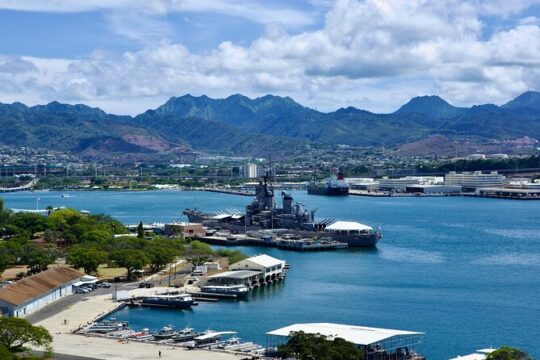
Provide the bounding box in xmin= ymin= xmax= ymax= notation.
xmin=325 ymin=221 xmax=373 ymax=232
xmin=267 ymin=323 xmax=422 ymax=346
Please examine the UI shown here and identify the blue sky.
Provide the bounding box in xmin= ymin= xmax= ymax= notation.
xmin=0 ymin=0 xmax=539 ymax=115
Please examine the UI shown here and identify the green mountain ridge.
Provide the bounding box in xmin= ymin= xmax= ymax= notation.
xmin=0 ymin=91 xmax=539 ymax=160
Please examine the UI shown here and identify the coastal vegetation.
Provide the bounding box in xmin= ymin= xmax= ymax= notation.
xmin=0 ymin=317 xmax=52 ymax=359
xmin=278 ymin=331 xmax=364 ymax=360
xmin=0 ymin=201 xmax=246 ymax=280
xmin=486 ymin=347 xmax=534 ymax=360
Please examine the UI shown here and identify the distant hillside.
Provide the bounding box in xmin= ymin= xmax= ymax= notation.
xmin=502 ymin=91 xmax=540 ymax=111
xmin=395 ymin=95 xmax=466 ymax=118
xmin=0 ymin=91 xmax=539 ymax=159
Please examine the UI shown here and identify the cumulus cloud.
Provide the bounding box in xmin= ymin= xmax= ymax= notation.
xmin=1 ymin=0 xmax=540 ymax=114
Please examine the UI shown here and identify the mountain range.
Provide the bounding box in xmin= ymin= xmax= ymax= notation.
xmin=0 ymin=91 xmax=539 ymax=160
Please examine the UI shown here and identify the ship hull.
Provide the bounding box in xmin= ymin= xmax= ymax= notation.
xmin=330 ymin=233 xmax=381 ymax=247
xmin=307 ymin=186 xmax=349 ymax=196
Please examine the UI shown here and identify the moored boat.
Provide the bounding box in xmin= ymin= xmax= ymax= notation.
xmin=140 ymin=294 xmax=195 ymax=309
xmin=307 ymin=172 xmax=349 ymax=196
xmin=200 ymin=284 xmax=249 ymax=298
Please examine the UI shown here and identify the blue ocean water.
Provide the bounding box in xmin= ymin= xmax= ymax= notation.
xmin=3 ymin=190 xmax=540 ymax=359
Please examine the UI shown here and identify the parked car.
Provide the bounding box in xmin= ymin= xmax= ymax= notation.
xmin=74 ymin=287 xmax=91 ymax=294
xmin=138 ymin=282 xmax=155 ymax=288
xmin=98 ymin=281 xmax=111 ymax=288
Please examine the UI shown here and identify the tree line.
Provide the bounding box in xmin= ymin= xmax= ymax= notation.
xmin=0 ymin=199 xmax=246 ymax=279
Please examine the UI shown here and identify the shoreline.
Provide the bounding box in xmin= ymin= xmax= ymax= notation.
xmin=33 ymin=290 xmax=244 ymax=360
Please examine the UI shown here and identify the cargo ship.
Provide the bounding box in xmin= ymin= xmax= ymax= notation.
xmin=307 ymin=172 xmax=349 ymax=196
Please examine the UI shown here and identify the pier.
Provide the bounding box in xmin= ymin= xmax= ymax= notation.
xmin=201 ymin=188 xmax=255 ymax=196
xmin=0 ymin=179 xmax=37 ymax=193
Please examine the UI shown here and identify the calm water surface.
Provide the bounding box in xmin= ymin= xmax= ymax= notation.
xmin=3 ymin=190 xmax=540 ymax=359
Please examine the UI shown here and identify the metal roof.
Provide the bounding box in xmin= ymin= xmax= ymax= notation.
xmin=267 ymin=323 xmax=423 ymax=346
xmin=238 ymin=254 xmax=285 ymax=268
xmin=0 ymin=267 xmax=82 ymax=306
xmin=207 ymin=270 xmax=262 ymax=279
xmin=325 ymin=221 xmax=373 ymax=232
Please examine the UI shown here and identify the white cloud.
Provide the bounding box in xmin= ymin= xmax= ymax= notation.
xmin=1 ymin=0 xmax=540 ymax=114
xmin=0 ymin=0 xmax=315 ymax=28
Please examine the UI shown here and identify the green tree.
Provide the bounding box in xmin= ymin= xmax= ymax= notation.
xmin=137 ymin=221 xmax=144 ymax=239
xmin=183 ymin=241 xmax=214 ymax=267
xmin=278 ymin=331 xmax=364 ymax=360
xmin=0 ymin=246 xmax=14 ymax=277
xmin=110 ymin=249 xmax=148 ymax=279
xmin=21 ymin=244 xmax=58 ymax=274
xmin=147 ymin=244 xmax=176 ymax=273
xmin=486 ymin=347 xmax=534 ymax=360
xmin=0 ymin=198 xmax=11 ymax=228
xmin=215 ymin=249 xmax=247 ymax=265
xmin=0 ymin=344 xmax=15 ymax=360
xmin=9 ymin=213 xmax=49 ymax=236
xmin=80 ymin=229 xmax=113 ymax=244
xmin=0 ymin=317 xmax=52 ymax=354
xmin=67 ymin=246 xmax=108 ymax=274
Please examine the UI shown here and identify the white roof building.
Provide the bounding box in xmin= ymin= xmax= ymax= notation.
xmin=325 ymin=221 xmax=373 ymax=232
xmin=267 ymin=323 xmax=422 ymax=346
xmin=267 ymin=323 xmax=424 ymax=356
xmin=229 ymin=254 xmax=286 ymax=278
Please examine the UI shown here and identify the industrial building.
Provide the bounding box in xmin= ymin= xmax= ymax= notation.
xmin=405 ymin=185 xmax=462 ymax=194
xmin=445 ymin=171 xmax=506 ymax=190
xmin=0 ymin=267 xmax=82 ymax=317
xmin=379 ymin=177 xmax=420 ymax=191
xmin=164 ymin=222 xmax=205 ymax=237
xmin=379 ymin=176 xmax=444 ymax=192
xmin=267 ymin=323 xmax=424 ymax=360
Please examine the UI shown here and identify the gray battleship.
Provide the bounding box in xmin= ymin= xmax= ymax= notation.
xmin=183 ymin=175 xmax=381 ymax=247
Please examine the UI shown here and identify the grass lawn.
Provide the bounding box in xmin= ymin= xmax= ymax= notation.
xmin=96 ymin=265 xmax=126 ymax=279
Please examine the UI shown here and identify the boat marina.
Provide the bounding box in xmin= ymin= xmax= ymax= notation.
xmin=81 ymin=320 xmax=266 ymax=356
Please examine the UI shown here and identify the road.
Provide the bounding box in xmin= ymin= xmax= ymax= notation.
xmin=25 ymin=287 xmax=113 ymax=324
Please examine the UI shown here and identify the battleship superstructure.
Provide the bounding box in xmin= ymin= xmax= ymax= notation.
xmin=183 ymin=175 xmax=382 ymax=247
xmin=184 ymin=175 xmax=316 ymax=230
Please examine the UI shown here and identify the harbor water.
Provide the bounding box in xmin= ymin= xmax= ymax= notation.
xmin=3 ymin=190 xmax=540 ymax=359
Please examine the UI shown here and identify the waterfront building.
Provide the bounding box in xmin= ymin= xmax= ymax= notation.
xmin=445 ymin=171 xmax=506 ymax=190
xmin=267 ymin=323 xmax=424 ymax=360
xmin=475 ymin=187 xmax=540 ymax=199
xmin=0 ymin=267 xmax=82 ymax=317
xmin=164 ymin=222 xmax=205 ymax=238
xmin=405 ymin=185 xmax=462 ymax=194
xmin=205 ymin=270 xmax=263 ymax=287
xmin=379 ymin=177 xmax=420 ymax=191
xmin=348 ymin=178 xmax=380 ymax=191
xmin=229 ymin=254 xmax=286 ymax=282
